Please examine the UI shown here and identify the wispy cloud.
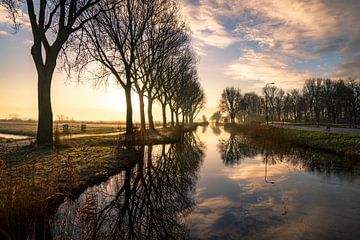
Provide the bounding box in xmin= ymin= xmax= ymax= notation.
xmin=181 ymin=1 xmax=238 ymax=51
xmin=0 ymin=6 xmax=31 ymax=30
xmin=182 ymin=0 xmax=360 ymax=88
xmin=335 ymin=55 xmax=360 ymax=79
xmin=0 ymin=30 xmax=11 ymax=37
xmin=225 ymin=49 xmax=312 ymax=91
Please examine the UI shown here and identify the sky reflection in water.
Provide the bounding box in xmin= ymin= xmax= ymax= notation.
xmin=52 ymin=126 xmax=360 ymax=240
xmin=187 ymin=126 xmax=360 ymax=240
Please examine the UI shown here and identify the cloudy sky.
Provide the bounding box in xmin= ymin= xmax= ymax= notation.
xmin=0 ymin=0 xmax=359 ymax=120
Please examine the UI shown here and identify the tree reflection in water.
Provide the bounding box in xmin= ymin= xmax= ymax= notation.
xmin=217 ymin=133 xmax=257 ymax=167
xmin=210 ymin=125 xmax=221 ymax=136
xmin=51 ymin=132 xmax=204 ymax=240
xmin=219 ymin=128 xmax=360 ymax=179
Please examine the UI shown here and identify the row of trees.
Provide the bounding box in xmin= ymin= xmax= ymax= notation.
xmin=215 ymin=78 xmax=360 ymax=125
xmin=1 ymin=0 xmax=204 ymax=144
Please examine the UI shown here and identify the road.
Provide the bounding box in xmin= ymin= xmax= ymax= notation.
xmin=271 ymin=123 xmax=360 ymax=136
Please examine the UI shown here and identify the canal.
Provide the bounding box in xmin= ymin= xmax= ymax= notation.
xmin=50 ymin=125 xmax=360 ymax=239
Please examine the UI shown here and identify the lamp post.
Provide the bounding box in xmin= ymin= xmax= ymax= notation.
xmin=264 ymin=153 xmax=275 ymax=184
xmin=264 ymin=82 xmax=275 ymax=126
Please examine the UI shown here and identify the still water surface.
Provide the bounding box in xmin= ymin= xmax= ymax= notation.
xmin=51 ymin=126 xmax=360 ymax=239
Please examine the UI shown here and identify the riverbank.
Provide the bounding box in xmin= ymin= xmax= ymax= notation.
xmin=224 ymin=123 xmax=360 ymax=159
xmin=0 ymin=141 xmax=143 ymax=239
xmin=0 ymin=124 xmax=200 ymax=238
xmin=0 ymin=124 xmax=199 ymax=197
xmin=0 ymin=125 xmax=197 ymax=192
xmin=286 ymin=129 xmax=360 ymax=158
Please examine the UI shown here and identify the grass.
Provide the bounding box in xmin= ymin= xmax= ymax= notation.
xmin=0 ymin=134 xmax=142 ymax=239
xmin=0 ymin=124 xmax=197 ymax=205
xmin=0 ymin=123 xmax=199 ymax=238
xmin=286 ymin=129 xmax=360 ymax=157
xmin=0 ymin=120 xmax=124 ymax=137
xmin=224 ymin=123 xmax=360 ymax=159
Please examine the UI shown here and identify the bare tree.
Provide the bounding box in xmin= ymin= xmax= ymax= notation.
xmin=219 ymin=87 xmax=242 ymax=123
xmin=223 ymin=78 xmax=360 ymax=126
xmin=135 ymin=3 xmax=189 ymax=130
xmin=68 ymin=0 xmax=158 ymax=138
xmin=0 ymin=0 xmax=114 ymax=144
xmin=210 ymin=111 xmax=222 ymax=124
xmin=263 ymin=85 xmax=278 ymax=123
xmin=274 ymin=88 xmax=284 ymax=121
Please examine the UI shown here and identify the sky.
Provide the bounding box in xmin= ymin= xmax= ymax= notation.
xmin=0 ymin=0 xmax=360 ymax=121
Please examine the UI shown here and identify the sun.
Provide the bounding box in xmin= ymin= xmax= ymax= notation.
xmin=103 ymin=86 xmax=141 ymax=114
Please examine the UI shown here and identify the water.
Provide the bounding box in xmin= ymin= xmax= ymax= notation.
xmin=51 ymin=126 xmax=360 ymax=240
xmin=0 ymin=133 xmax=30 ymax=139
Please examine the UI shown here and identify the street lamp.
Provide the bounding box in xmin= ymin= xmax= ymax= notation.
xmin=264 ymin=82 xmax=275 ymax=126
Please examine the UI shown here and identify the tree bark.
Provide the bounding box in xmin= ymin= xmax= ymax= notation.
xmin=171 ymin=109 xmax=174 ymax=127
xmin=161 ymin=103 xmax=167 ymax=128
xmin=124 ymin=85 xmax=133 ymax=138
xmin=148 ymin=97 xmax=155 ymax=131
xmin=175 ymin=110 xmax=179 ymax=126
xmin=33 ymin=46 xmax=57 ymax=145
xmin=36 ymin=72 xmax=53 ymax=144
xmin=139 ymin=92 xmax=146 ymax=132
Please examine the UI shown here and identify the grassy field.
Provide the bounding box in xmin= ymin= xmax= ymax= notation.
xmin=0 ymin=120 xmax=124 ymax=137
xmin=0 ymin=120 xmax=170 ymax=139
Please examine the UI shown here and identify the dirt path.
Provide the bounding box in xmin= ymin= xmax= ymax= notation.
xmin=271 ymin=123 xmax=360 ymax=136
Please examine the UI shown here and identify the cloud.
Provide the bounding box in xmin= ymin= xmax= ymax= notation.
xmin=225 ymin=49 xmax=313 ymax=91
xmin=0 ymin=30 xmax=11 ymax=36
xmin=334 ymin=55 xmax=360 ymax=79
xmin=182 ymin=0 xmax=360 ymax=82
xmin=0 ymin=5 xmax=31 ymax=30
xmin=234 ymin=0 xmax=355 ymax=58
xmin=22 ymin=39 xmax=33 ymax=45
xmin=181 ymin=0 xmax=238 ymax=51
xmin=0 ymin=7 xmax=13 ymax=25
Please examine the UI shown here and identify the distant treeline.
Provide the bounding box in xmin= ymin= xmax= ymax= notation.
xmin=213 ymin=78 xmax=360 ymax=126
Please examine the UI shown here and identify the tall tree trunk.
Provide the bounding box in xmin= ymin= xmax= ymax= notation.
xmin=36 ymin=70 xmax=54 ymax=145
xmin=175 ymin=110 xmax=179 ymax=126
xmin=354 ymin=108 xmax=358 ymax=126
xmin=148 ymin=97 xmax=155 ymax=131
xmin=124 ymin=85 xmax=133 ymax=138
xmin=34 ymin=47 xmax=57 ymax=145
xmin=171 ymin=109 xmax=174 ymax=127
xmin=139 ymin=92 xmax=146 ymax=132
xmin=161 ymin=103 xmax=167 ymax=128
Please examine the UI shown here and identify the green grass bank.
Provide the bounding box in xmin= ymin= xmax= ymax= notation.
xmin=224 ymin=123 xmax=360 ymax=159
